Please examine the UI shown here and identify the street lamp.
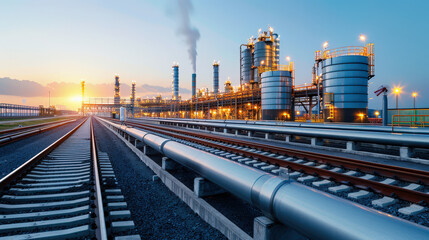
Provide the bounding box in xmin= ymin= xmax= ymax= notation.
xmin=394 ymin=87 xmax=401 ymax=117
xmin=412 ymin=92 xmax=418 ymax=126
xmin=359 ymin=34 xmax=366 ymax=46
xmin=323 ymin=41 xmax=328 ymax=50
xmin=375 ymin=111 xmax=380 ymax=118
xmin=412 ymin=92 xmax=417 ymax=109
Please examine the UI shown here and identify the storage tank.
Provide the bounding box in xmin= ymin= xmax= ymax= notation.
xmin=172 ymin=64 xmax=179 ymax=100
xmin=224 ymin=81 xmax=233 ymax=93
xmin=261 ymin=70 xmax=292 ymax=120
xmin=213 ymin=61 xmax=219 ymax=94
xmin=120 ymin=107 xmax=126 ymax=122
xmin=254 ymin=39 xmax=273 ymax=68
xmin=240 ymin=47 xmax=253 ymax=84
xmin=322 ymin=55 xmax=369 ymax=122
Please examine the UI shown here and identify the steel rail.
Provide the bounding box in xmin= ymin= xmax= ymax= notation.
xmin=90 ymin=117 xmax=108 ymax=240
xmin=0 ymin=118 xmax=87 ymax=190
xmin=0 ymin=119 xmax=79 ymax=146
xmin=0 ymin=118 xmax=77 ymax=135
xmin=123 ymin=120 xmax=429 ymax=181
xmin=121 ymin=120 xmax=429 ymax=204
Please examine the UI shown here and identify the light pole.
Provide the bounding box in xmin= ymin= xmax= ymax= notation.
xmin=359 ymin=34 xmax=366 ymax=47
xmin=394 ymin=88 xmax=401 ymax=124
xmin=412 ymin=92 xmax=417 ymax=125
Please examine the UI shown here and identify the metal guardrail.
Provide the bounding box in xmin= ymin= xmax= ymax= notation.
xmin=152 ymin=119 xmax=429 ymax=148
xmin=100 ymin=118 xmax=429 ymax=240
xmin=392 ymin=114 xmax=429 ymax=127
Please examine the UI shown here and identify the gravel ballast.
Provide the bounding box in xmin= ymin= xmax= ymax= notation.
xmin=93 ymin=119 xmax=226 ymax=239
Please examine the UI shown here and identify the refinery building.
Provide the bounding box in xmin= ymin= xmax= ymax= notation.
xmin=83 ymin=27 xmax=375 ymax=123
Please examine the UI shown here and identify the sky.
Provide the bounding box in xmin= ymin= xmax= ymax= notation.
xmin=0 ymin=0 xmax=428 ymax=110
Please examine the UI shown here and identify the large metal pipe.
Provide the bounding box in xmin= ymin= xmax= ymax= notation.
xmin=149 ymin=117 xmax=429 ymax=135
xmin=100 ymin=118 xmax=429 ymax=240
xmin=152 ymin=119 xmax=429 ymax=148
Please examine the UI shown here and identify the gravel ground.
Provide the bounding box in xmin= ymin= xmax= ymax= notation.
xmin=0 ymin=118 xmax=85 ymax=178
xmin=93 ymin=119 xmax=226 ymax=240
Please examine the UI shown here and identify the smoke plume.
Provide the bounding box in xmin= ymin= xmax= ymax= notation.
xmin=176 ymin=0 xmax=200 ymax=73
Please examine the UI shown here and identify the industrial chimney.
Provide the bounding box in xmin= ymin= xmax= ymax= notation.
xmin=213 ymin=61 xmax=219 ymax=95
xmin=192 ymin=73 xmax=196 ymax=98
xmin=172 ymin=63 xmax=179 ymax=100
xmin=130 ymin=81 xmax=136 ymax=118
xmin=114 ymin=74 xmax=120 ymax=112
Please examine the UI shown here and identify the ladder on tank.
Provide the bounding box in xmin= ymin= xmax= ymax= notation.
xmin=324 ymin=93 xmax=335 ymax=120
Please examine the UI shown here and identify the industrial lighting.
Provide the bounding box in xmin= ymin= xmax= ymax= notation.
xmin=296 ymin=111 xmax=300 ymax=115
xmin=261 ymin=60 xmax=265 ymax=65
xmin=394 ymin=88 xmax=400 ymax=95
xmin=358 ymin=113 xmax=364 ymax=123
xmin=375 ymin=111 xmax=380 ymax=117
xmin=286 ymin=56 xmax=291 ymax=62
xmin=359 ymin=34 xmax=366 ymax=42
xmin=323 ymin=41 xmax=328 ymax=50
xmin=269 ymin=27 xmax=273 ymax=33
xmin=412 ymin=92 xmax=418 ymax=109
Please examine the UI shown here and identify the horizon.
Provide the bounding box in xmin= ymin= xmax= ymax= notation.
xmin=1 ymin=0 xmax=428 ymax=111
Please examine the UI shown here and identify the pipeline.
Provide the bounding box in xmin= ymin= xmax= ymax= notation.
xmin=99 ymin=118 xmax=429 ymax=240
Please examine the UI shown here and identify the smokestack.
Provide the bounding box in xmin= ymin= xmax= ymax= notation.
xmin=130 ymin=81 xmax=136 ymax=118
xmin=114 ymin=74 xmax=120 ymax=112
xmin=172 ymin=63 xmax=179 ymax=100
xmin=213 ymin=61 xmax=219 ymax=95
xmin=175 ymin=0 xmax=200 ymax=73
xmin=192 ymin=73 xmax=196 ymax=98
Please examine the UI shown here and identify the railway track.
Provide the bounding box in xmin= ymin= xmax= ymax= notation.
xmin=0 ymin=118 xmax=78 ymax=146
xmin=0 ymin=117 xmax=139 ymax=239
xmin=114 ymin=119 xmax=429 ymax=224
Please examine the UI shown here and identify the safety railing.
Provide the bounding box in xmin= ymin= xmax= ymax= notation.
xmin=392 ymin=115 xmax=429 ymax=127
xmin=315 ymin=46 xmax=368 ymax=61
xmin=323 ymin=46 xmax=367 ymax=59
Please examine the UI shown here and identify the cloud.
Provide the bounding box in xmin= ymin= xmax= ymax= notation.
xmin=0 ymin=77 xmax=48 ymax=97
xmin=0 ymin=77 xmax=190 ymax=98
xmin=138 ymin=83 xmax=190 ymax=95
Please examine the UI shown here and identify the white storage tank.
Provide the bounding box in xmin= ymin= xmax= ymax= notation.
xmin=120 ymin=107 xmax=127 ymax=122
xmin=261 ymin=70 xmax=292 ymax=120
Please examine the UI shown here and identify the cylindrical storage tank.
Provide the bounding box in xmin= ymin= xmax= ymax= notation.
xmin=261 ymin=71 xmax=292 ymax=120
xmin=192 ymin=73 xmax=196 ymax=97
xmin=322 ymin=55 xmax=369 ymax=122
xmin=172 ymin=65 xmax=179 ymax=100
xmin=240 ymin=48 xmax=253 ymax=84
xmin=213 ymin=63 xmax=219 ymax=94
xmin=254 ymin=41 xmax=273 ymax=84
xmin=120 ymin=107 xmax=126 ymax=121
xmin=254 ymin=41 xmax=273 ymax=68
